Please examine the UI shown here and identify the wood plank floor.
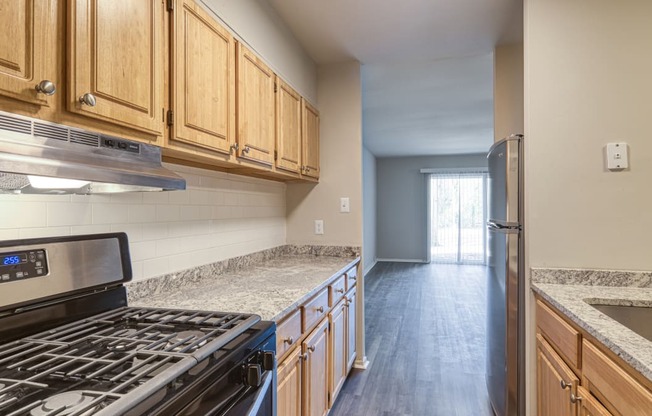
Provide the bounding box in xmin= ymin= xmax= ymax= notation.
xmin=329 ymin=262 xmax=494 ymax=416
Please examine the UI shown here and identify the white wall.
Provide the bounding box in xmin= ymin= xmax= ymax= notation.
xmin=0 ymin=165 xmax=286 ymax=281
xmin=362 ymin=146 xmax=377 ymax=275
xmin=286 ymin=61 xmax=363 ymax=249
xmin=200 ymin=0 xmax=318 ymax=104
xmin=494 ymin=44 xmax=524 ymax=141
xmin=376 ymin=154 xmax=488 ymax=261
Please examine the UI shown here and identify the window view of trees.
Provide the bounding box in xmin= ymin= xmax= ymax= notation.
xmin=431 ymin=173 xmax=486 ymax=264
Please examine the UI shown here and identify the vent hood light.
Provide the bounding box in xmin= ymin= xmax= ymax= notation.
xmin=0 ymin=111 xmax=186 ymax=194
xmin=28 ymin=175 xmax=90 ymax=189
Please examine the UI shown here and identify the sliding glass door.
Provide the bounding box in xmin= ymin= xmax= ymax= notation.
xmin=429 ymin=172 xmax=487 ymax=264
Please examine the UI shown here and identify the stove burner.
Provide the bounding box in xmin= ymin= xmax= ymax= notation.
xmin=30 ymin=391 xmax=96 ymax=416
xmin=168 ymin=330 xmax=207 ymax=352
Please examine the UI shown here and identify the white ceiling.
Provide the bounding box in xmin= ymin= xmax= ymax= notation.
xmin=264 ymin=0 xmax=523 ymax=156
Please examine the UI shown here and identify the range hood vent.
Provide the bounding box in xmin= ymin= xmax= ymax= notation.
xmin=0 ymin=111 xmax=185 ymax=194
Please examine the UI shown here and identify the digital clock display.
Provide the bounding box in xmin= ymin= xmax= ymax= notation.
xmin=1 ymin=253 xmax=26 ymax=267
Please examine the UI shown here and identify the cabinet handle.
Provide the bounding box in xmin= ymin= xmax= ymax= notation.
xmin=570 ymin=393 xmax=582 ymax=404
xmin=283 ymin=337 xmax=294 ymax=345
xmin=307 ymin=345 xmax=316 ymax=352
xmin=315 ymin=306 xmax=324 ymax=313
xmin=230 ymin=143 xmax=239 ymax=154
xmin=299 ymin=353 xmax=309 ymax=361
xmin=301 ymin=166 xmax=305 ymax=172
xmin=242 ymin=146 xmax=251 ymax=154
xmin=79 ymin=93 xmax=97 ymax=107
xmin=336 ymin=288 xmax=344 ymax=294
xmin=305 ymin=167 xmax=310 ymax=173
xmin=560 ymin=380 xmax=571 ymax=390
xmin=35 ymin=80 xmax=56 ymax=96
xmin=349 ymin=276 xmax=356 ymax=281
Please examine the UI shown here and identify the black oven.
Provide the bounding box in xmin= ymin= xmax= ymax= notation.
xmin=0 ymin=233 xmax=277 ymax=416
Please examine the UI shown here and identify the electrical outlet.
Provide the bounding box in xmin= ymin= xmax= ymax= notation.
xmin=314 ymin=220 xmax=324 ymax=235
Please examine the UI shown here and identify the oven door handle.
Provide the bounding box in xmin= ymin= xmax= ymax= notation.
xmin=244 ymin=370 xmax=273 ymax=416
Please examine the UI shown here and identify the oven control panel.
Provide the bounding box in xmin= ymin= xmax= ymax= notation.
xmin=0 ymin=249 xmax=48 ymax=283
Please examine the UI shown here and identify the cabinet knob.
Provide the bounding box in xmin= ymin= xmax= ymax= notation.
xmin=230 ymin=143 xmax=239 ymax=154
xmin=570 ymin=393 xmax=582 ymax=404
xmin=336 ymin=288 xmax=344 ymax=294
xmin=242 ymin=146 xmax=251 ymax=154
xmin=35 ymin=80 xmax=56 ymax=96
xmin=315 ymin=306 xmax=324 ymax=313
xmin=79 ymin=93 xmax=97 ymax=107
xmin=560 ymin=380 xmax=571 ymax=390
xmin=299 ymin=353 xmax=309 ymax=361
xmin=283 ymin=336 xmax=294 ymax=345
xmin=307 ymin=345 xmax=316 ymax=352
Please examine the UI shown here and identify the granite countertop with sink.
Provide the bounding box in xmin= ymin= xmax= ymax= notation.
xmin=532 ymin=268 xmax=652 ymax=382
xmin=127 ymin=245 xmax=360 ymax=323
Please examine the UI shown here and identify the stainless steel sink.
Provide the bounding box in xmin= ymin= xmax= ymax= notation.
xmin=590 ymin=304 xmax=652 ymax=342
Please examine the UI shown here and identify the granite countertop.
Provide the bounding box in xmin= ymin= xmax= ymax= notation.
xmin=129 ymin=254 xmax=359 ymax=322
xmin=532 ymin=268 xmax=652 ymax=383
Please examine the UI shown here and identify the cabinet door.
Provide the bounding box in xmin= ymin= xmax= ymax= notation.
xmin=301 ymin=100 xmax=320 ymax=178
xmin=577 ymin=386 xmax=612 ymax=416
xmin=171 ymin=0 xmax=234 ymax=155
xmin=0 ymin=0 xmax=57 ymax=106
xmin=275 ymin=78 xmax=301 ymax=174
xmin=68 ymin=0 xmax=164 ymax=135
xmin=346 ymin=288 xmax=357 ymax=372
xmin=536 ymin=334 xmax=578 ymax=416
xmin=329 ymin=300 xmax=347 ymax=406
xmin=303 ymin=318 xmax=329 ymax=416
xmin=236 ymin=42 xmax=275 ymax=165
xmin=278 ymin=347 xmax=302 ymax=416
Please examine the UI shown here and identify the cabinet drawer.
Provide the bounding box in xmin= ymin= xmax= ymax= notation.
xmin=346 ymin=266 xmax=357 ymax=289
xmin=303 ymin=288 xmax=329 ymax=332
xmin=536 ymin=300 xmax=581 ymax=369
xmin=277 ymin=308 xmax=302 ymax=359
xmin=583 ymin=340 xmax=652 ymax=416
xmin=330 ymin=275 xmax=347 ymax=306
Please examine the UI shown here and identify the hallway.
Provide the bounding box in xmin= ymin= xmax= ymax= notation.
xmin=330 ymin=262 xmax=493 ymax=416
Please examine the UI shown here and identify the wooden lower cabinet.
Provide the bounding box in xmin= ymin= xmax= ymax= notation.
xmin=329 ymin=299 xmax=347 ymax=404
xmin=576 ymin=386 xmax=612 ymax=416
xmin=277 ymin=347 xmax=302 ymax=416
xmin=536 ymin=334 xmax=578 ymax=416
xmin=303 ymin=318 xmax=329 ymax=416
xmin=346 ymin=288 xmax=357 ymax=372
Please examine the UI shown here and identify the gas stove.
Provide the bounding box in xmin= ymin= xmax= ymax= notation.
xmin=0 ymin=233 xmax=276 ymax=416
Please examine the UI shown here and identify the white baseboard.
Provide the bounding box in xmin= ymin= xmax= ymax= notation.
xmin=376 ymin=258 xmax=428 ymax=263
xmin=363 ymin=260 xmax=377 ymax=276
xmin=354 ymin=356 xmax=370 ymax=370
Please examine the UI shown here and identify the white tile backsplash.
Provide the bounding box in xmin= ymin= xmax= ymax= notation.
xmin=0 ymin=164 xmax=287 ymax=280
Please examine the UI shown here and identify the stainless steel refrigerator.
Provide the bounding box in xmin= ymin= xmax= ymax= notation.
xmin=486 ymin=134 xmax=524 ymax=416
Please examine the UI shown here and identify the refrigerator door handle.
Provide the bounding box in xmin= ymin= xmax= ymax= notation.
xmin=487 ymin=220 xmax=521 ymax=231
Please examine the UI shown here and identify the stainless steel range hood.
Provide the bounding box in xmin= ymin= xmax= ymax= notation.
xmin=0 ymin=111 xmax=185 ymax=194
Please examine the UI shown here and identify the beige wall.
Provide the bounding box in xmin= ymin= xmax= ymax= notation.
xmin=494 ymin=44 xmax=524 ymax=141
xmin=525 ymin=1 xmax=652 ymax=414
xmin=286 ymin=61 xmax=363 ymax=250
xmin=199 ymin=0 xmax=318 ymax=104
xmin=526 ymin=0 xmax=652 ymax=271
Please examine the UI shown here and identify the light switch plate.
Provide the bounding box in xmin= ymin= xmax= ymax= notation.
xmin=605 ymin=143 xmax=628 ymax=170
xmin=340 ymin=197 xmax=350 ymax=213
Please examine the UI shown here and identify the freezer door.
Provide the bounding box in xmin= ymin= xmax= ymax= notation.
xmin=487 ymin=137 xmax=521 ymax=224
xmin=486 ymin=227 xmax=520 ymax=416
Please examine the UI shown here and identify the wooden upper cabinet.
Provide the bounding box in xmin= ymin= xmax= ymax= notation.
xmin=171 ymin=0 xmax=234 ymax=155
xmin=302 ymin=99 xmax=320 ymax=179
xmin=68 ymin=0 xmax=164 ymax=135
xmin=275 ymin=78 xmax=302 ymax=174
xmin=236 ymin=42 xmax=275 ymax=166
xmin=0 ymin=0 xmax=57 ymax=106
